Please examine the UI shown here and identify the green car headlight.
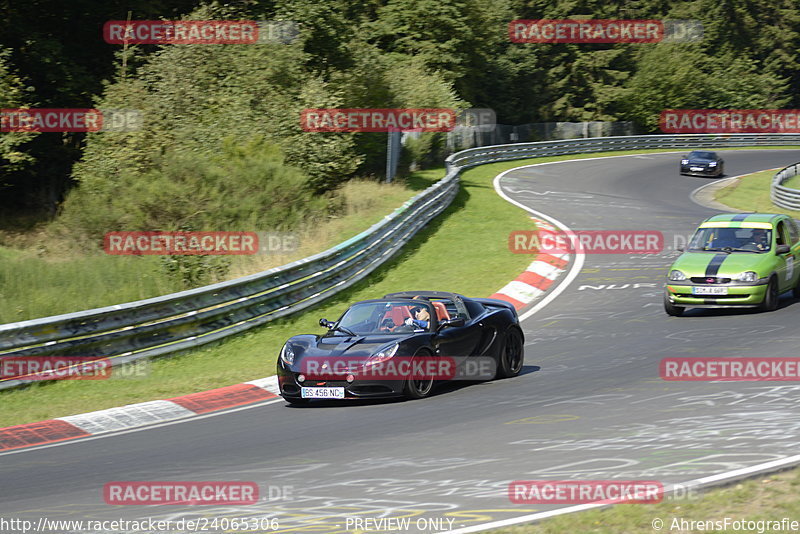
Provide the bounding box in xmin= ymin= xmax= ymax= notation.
xmin=736 ymin=271 xmax=758 ymax=282
xmin=668 ymin=270 xmax=687 ymax=281
xmin=280 ymin=343 xmax=295 ymax=365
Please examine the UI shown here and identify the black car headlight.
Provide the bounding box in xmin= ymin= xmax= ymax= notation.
xmin=280 ymin=343 xmax=295 ymax=365
xmin=364 ymin=343 xmax=399 ymax=368
xmin=681 ymin=159 xmax=689 ymax=165
xmin=668 ymin=270 xmax=687 ymax=281
xmin=708 ymin=161 xmax=717 ymax=166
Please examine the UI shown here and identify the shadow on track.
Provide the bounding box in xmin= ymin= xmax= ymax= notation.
xmin=282 ymin=365 xmax=541 ymax=407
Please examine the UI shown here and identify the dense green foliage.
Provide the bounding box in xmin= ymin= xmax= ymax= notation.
xmin=0 ymin=0 xmax=198 ymax=213
xmin=1 ymin=0 xmax=799 ymax=227
xmin=0 ymin=47 xmax=37 ymax=174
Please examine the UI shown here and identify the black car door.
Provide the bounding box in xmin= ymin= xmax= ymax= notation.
xmin=431 ymin=298 xmax=485 ymax=378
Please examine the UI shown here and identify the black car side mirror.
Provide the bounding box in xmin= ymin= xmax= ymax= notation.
xmin=776 ymin=244 xmax=791 ymax=254
xmin=438 ymin=317 xmax=465 ymax=330
xmin=319 ymin=318 xmax=334 ymax=328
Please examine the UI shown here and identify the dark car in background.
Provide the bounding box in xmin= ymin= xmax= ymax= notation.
xmin=276 ymin=291 xmax=525 ymax=404
xmin=680 ymin=150 xmax=724 ymax=177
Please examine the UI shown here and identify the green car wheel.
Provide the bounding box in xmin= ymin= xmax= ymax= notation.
xmin=758 ymin=276 xmax=779 ymax=312
xmin=664 ymin=294 xmax=684 ymax=317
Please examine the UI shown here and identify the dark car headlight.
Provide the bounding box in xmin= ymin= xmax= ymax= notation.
xmin=280 ymin=343 xmax=295 ymax=365
xmin=681 ymin=159 xmax=689 ymax=165
xmin=364 ymin=343 xmax=398 ymax=368
xmin=708 ymin=161 xmax=717 ymax=166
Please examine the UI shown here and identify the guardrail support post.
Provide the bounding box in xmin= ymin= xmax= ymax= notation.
xmin=386 ymin=130 xmax=401 ymax=183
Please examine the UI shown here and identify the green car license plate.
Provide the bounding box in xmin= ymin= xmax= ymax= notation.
xmin=301 ymin=387 xmax=345 ymax=399
xmin=692 ymin=286 xmax=728 ymax=295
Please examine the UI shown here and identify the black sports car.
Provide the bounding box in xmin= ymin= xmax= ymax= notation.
xmin=679 ymin=150 xmax=724 ymax=177
xmin=276 ymin=291 xmax=525 ymax=404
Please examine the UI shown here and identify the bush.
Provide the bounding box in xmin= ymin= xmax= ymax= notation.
xmin=58 ymin=138 xmax=330 ymax=244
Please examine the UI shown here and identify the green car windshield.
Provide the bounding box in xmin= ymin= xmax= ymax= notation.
xmin=688 ymin=227 xmax=771 ymax=253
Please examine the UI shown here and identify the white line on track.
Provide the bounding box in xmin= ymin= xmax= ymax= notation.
xmin=492 ymin=160 xmax=591 ymax=321
xmin=0 ymin=397 xmax=285 ymax=457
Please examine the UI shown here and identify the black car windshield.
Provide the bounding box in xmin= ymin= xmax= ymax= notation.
xmin=688 ymin=151 xmax=715 ymax=160
xmin=688 ymin=227 xmax=771 ymax=252
xmin=333 ymin=300 xmax=433 ymax=335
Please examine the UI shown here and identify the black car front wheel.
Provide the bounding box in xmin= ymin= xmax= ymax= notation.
xmin=497 ymin=328 xmax=524 ymax=378
xmin=403 ymin=350 xmax=435 ymax=399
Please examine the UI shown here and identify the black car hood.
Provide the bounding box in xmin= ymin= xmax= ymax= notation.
xmin=301 ymin=333 xmax=409 ymax=359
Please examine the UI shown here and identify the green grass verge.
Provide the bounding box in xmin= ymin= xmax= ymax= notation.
xmin=715 ymin=168 xmax=800 ymax=217
xmin=783 ymin=174 xmax=800 ymax=190
xmin=490 ymin=467 xmax=800 ymax=533
xmin=3 ymin=146 xmax=799 ymax=427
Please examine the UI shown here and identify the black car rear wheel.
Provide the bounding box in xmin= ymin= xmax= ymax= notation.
xmin=497 ymin=328 xmax=524 ymax=378
xmin=403 ymin=350 xmax=435 ymax=399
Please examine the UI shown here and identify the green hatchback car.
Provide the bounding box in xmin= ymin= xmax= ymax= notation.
xmin=664 ymin=213 xmax=800 ymax=316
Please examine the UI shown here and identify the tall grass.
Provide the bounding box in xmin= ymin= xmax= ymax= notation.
xmin=0 ymin=249 xmax=182 ymax=322
xmin=0 ymin=178 xmax=422 ymax=323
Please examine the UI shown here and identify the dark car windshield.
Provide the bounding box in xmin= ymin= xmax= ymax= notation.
xmin=688 ymin=151 xmax=716 ymax=160
xmin=333 ymin=300 xmax=433 ymax=335
xmin=688 ymin=227 xmax=771 ymax=253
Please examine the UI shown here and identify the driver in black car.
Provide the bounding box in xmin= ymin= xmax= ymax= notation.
xmin=405 ymin=306 xmax=431 ymax=330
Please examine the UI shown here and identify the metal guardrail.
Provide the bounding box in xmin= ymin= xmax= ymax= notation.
xmin=771 ymin=162 xmax=800 ymax=211
xmin=445 ymin=133 xmax=800 ymax=172
xmin=3 ymin=133 xmax=800 ymax=389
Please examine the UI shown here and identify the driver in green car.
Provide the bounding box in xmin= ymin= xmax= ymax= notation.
xmin=749 ymin=229 xmax=770 ymax=251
